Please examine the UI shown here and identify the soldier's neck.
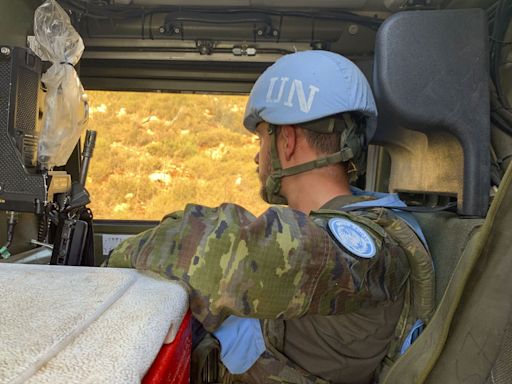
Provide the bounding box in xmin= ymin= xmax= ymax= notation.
xmin=282 ymin=168 xmax=352 ymax=214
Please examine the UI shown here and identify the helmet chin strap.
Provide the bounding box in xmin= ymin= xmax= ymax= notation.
xmin=263 ymin=120 xmax=356 ymax=205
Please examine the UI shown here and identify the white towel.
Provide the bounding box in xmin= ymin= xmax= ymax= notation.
xmin=0 ymin=264 xmax=188 ymax=384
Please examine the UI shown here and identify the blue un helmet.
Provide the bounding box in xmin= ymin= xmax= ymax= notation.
xmin=244 ymin=50 xmax=378 ymax=205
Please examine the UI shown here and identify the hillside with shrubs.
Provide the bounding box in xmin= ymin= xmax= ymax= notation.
xmin=85 ymin=91 xmax=269 ymax=220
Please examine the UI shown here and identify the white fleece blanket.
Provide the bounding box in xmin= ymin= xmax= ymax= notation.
xmin=0 ymin=264 xmax=188 ymax=384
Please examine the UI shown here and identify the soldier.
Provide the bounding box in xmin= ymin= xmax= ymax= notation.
xmin=108 ymin=50 xmax=433 ymax=383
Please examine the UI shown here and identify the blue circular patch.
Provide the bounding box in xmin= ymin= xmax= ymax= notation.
xmin=328 ymin=218 xmax=376 ymax=258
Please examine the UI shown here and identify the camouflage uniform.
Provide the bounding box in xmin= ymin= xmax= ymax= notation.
xmin=109 ymin=193 xmax=429 ymax=383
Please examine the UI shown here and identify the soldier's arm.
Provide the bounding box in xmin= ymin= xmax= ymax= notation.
xmin=108 ymin=203 xmax=408 ymax=331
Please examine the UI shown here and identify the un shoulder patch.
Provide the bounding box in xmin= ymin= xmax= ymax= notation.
xmin=328 ymin=217 xmax=377 ymax=258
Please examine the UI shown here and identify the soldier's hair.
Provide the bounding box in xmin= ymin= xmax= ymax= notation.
xmin=297 ymin=113 xmax=363 ymax=155
xmin=301 ymin=129 xmax=341 ymax=155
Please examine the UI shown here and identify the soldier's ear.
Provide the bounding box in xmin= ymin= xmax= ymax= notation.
xmin=280 ymin=125 xmax=297 ymax=161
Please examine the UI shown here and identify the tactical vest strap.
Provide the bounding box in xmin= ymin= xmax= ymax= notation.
xmin=353 ymin=207 xmax=435 ymax=362
xmin=341 ymin=202 xmax=457 ymax=214
xmin=311 ymin=209 xmax=388 ymax=238
xmin=379 ymin=280 xmax=413 ymax=378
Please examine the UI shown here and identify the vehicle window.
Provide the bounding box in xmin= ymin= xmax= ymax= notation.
xmin=85 ymin=91 xmax=269 ymax=220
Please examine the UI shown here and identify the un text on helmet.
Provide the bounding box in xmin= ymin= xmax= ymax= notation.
xmin=265 ymin=77 xmax=320 ymax=114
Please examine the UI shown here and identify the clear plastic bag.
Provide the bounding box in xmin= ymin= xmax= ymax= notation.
xmin=29 ymin=0 xmax=88 ymax=169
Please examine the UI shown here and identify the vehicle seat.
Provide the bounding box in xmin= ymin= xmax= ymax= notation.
xmin=371 ymin=8 xmax=490 ymax=219
xmin=411 ymin=212 xmax=482 ymax=305
xmin=371 ymin=6 xmax=489 ymax=304
xmin=381 ymin=151 xmax=512 ymax=384
xmin=369 ymin=8 xmax=512 ymax=383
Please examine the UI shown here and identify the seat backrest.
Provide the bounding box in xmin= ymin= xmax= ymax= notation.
xmin=381 ymin=148 xmax=512 ymax=384
xmin=371 ymin=8 xmax=490 ymax=218
xmin=372 ymin=8 xmax=512 ymax=384
xmin=411 ymin=212 xmax=483 ymax=305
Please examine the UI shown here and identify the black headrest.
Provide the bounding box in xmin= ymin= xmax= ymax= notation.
xmin=372 ymin=9 xmax=490 ymax=217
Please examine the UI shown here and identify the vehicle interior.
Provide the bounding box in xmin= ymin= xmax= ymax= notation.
xmin=1 ymin=0 xmax=512 ymax=383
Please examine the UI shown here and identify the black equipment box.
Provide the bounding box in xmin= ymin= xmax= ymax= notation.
xmin=0 ymin=45 xmax=45 ymax=213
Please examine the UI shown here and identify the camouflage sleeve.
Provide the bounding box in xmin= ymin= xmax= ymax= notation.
xmin=108 ymin=203 xmax=409 ymax=331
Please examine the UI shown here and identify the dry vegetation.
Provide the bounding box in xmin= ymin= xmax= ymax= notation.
xmin=85 ymin=91 xmax=269 ymax=220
